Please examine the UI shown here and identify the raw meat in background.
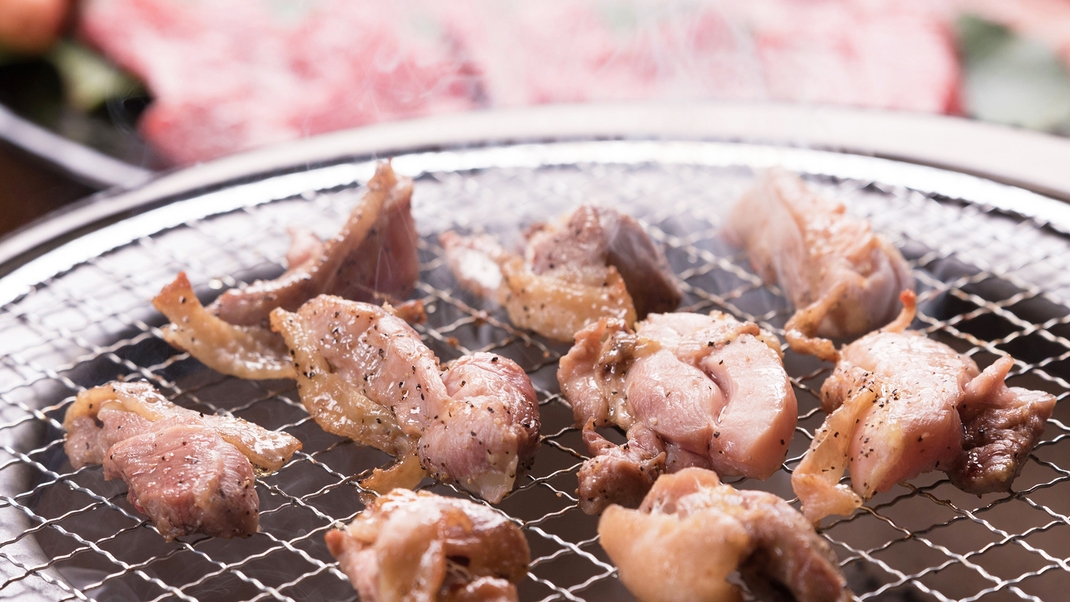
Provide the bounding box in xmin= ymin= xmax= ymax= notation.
xmin=76 ymin=0 xmax=1066 ymax=164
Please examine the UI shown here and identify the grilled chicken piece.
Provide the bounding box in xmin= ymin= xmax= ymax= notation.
xmin=326 ymin=489 xmax=529 ymax=602
xmin=105 ymin=418 xmax=259 ymax=540
xmin=63 ymin=382 xmax=300 ymax=540
xmin=793 ymin=292 xmax=1056 ymax=522
xmin=154 ymin=161 xmax=419 ymax=378
xmin=600 ymin=468 xmax=851 ymax=602
xmin=559 ymin=312 xmax=797 ymax=514
xmin=270 ymin=296 xmax=540 ymax=503
xmin=440 ymin=205 xmax=681 ymax=342
xmin=725 ymin=170 xmax=914 ymax=361
xmin=64 ymin=381 xmax=301 ymax=472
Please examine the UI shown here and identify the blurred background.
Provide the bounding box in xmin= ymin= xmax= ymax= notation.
xmin=2 ymin=0 xmax=1070 ymax=235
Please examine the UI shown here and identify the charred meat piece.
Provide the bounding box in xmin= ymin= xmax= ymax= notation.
xmin=326 ymin=488 xmax=529 ymax=602
xmin=270 ymin=296 xmax=540 ymax=503
xmin=441 ymin=205 xmax=681 ymax=342
xmin=725 ymin=170 xmax=914 ymax=361
xmin=600 ymin=467 xmax=851 ymax=602
xmin=793 ymin=292 xmax=1056 ymax=522
xmin=154 ymin=162 xmax=419 ymax=379
xmin=559 ymin=312 xmax=797 ymax=514
xmin=63 ymin=382 xmax=300 ymax=540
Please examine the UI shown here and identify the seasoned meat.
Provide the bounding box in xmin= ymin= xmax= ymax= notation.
xmin=599 ymin=467 xmax=851 ymax=602
xmin=104 ymin=420 xmax=259 ymax=540
xmin=63 ymin=382 xmax=299 ymax=540
xmin=793 ymin=292 xmax=1056 ymax=522
xmin=559 ymin=312 xmax=797 ymax=514
xmin=326 ymin=488 xmax=529 ymax=602
xmin=270 ymin=296 xmax=540 ymax=503
xmin=154 ymin=162 xmax=419 ymax=378
xmin=64 ymin=381 xmax=302 ymax=472
xmin=440 ymin=205 xmax=681 ymax=342
xmin=725 ymin=170 xmax=914 ymax=361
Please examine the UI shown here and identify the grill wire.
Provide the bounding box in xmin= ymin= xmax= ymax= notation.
xmin=2 ymin=142 xmax=1070 ymax=601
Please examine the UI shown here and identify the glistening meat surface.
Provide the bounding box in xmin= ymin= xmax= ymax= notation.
xmin=63 ymin=382 xmax=300 ymax=539
xmin=793 ymin=292 xmax=1056 ymax=522
xmin=599 ymin=468 xmax=851 ymax=602
xmin=441 ymin=205 xmax=681 ymax=342
xmin=558 ymin=311 xmax=796 ymax=514
xmin=270 ymin=296 xmax=540 ymax=503
xmin=326 ymin=489 xmax=530 ymax=602
xmin=154 ymin=162 xmax=419 ymax=379
xmin=725 ymin=169 xmax=914 ymax=361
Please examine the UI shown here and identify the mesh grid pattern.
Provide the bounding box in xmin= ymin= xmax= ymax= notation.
xmin=1 ymin=144 xmax=1070 ymax=601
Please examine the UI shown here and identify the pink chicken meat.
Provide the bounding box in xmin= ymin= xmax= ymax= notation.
xmin=63 ymin=382 xmax=301 ymax=540
xmin=270 ymin=296 xmax=540 ymax=503
xmin=726 ymin=169 xmax=914 ymax=361
xmin=441 ymin=205 xmax=681 ymax=342
xmin=559 ymin=311 xmax=797 ymax=514
xmin=599 ymin=467 xmax=852 ymax=602
xmin=154 ymin=162 xmax=419 ymax=379
xmin=326 ymin=488 xmax=530 ymax=602
xmin=793 ymin=292 xmax=1057 ymax=522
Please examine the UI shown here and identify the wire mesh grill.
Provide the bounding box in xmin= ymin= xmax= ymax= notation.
xmin=2 ymin=141 xmax=1070 ymax=601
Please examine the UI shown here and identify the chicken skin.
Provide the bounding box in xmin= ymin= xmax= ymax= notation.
xmin=599 ymin=468 xmax=851 ymax=602
xmin=793 ymin=292 xmax=1056 ymax=522
xmin=154 ymin=161 xmax=419 ymax=379
xmin=270 ymin=296 xmax=541 ymax=503
xmin=441 ymin=205 xmax=682 ymax=341
xmin=725 ymin=170 xmax=914 ymax=361
xmin=559 ymin=311 xmax=797 ymax=514
xmin=326 ymin=489 xmax=530 ymax=602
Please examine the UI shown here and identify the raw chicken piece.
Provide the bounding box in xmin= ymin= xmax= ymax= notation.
xmin=441 ymin=205 xmax=681 ymax=342
xmin=559 ymin=311 xmax=797 ymax=514
xmin=599 ymin=468 xmax=851 ymax=602
xmin=63 ymin=382 xmax=300 ymax=539
xmin=326 ymin=488 xmax=529 ymax=602
xmin=270 ymin=296 xmax=540 ymax=503
xmin=793 ymin=291 xmax=1056 ymax=522
xmin=154 ymin=162 xmax=419 ymax=379
xmin=64 ymin=381 xmax=301 ymax=472
xmin=725 ymin=170 xmax=914 ymax=361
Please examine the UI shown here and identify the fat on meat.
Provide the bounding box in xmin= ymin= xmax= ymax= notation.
xmin=725 ymin=169 xmax=914 ymax=361
xmin=558 ymin=311 xmax=797 ymax=514
xmin=599 ymin=467 xmax=851 ymax=602
xmin=270 ymin=296 xmax=541 ymax=503
xmin=326 ymin=488 xmax=529 ymax=602
xmin=63 ymin=382 xmax=300 ymax=539
xmin=154 ymin=161 xmax=419 ymax=379
xmin=440 ymin=205 xmax=681 ymax=342
xmin=793 ymin=291 xmax=1057 ymax=522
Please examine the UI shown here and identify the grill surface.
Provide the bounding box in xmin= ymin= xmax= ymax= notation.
xmin=2 ymin=140 xmax=1070 ymax=601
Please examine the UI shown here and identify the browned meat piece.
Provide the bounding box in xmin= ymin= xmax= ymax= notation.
xmin=440 ymin=205 xmax=681 ymax=342
xmin=559 ymin=312 xmax=797 ymax=514
xmin=152 ymin=272 xmax=296 ymax=380
xmin=793 ymin=292 xmax=1056 ymax=522
xmin=63 ymin=381 xmax=301 ymax=472
xmin=104 ymin=420 xmax=259 ymax=540
xmin=325 ymin=488 xmax=529 ymax=602
xmin=952 ymin=358 xmax=1057 ymax=493
xmin=154 ymin=161 xmax=419 ymax=378
xmin=270 ymin=296 xmax=540 ymax=503
xmin=725 ymin=170 xmax=914 ymax=361
xmin=600 ymin=468 xmax=851 ymax=602
xmin=63 ymin=382 xmax=299 ymax=540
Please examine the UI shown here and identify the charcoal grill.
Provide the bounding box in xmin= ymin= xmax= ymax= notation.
xmin=3 ymin=103 xmax=1070 ymax=601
